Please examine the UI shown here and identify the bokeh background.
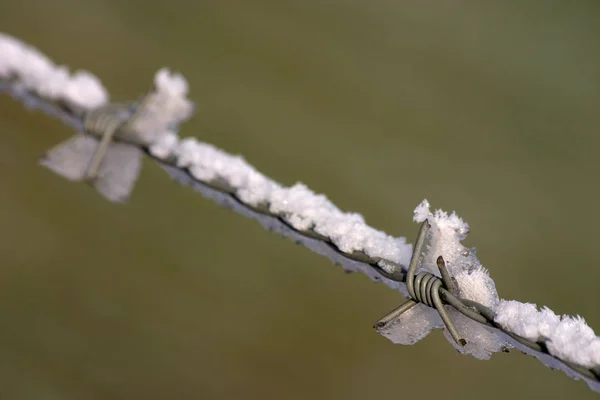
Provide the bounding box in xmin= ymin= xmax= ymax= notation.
xmin=1 ymin=1 xmax=599 ymax=399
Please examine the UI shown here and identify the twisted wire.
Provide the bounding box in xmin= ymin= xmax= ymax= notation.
xmin=1 ymin=81 xmax=599 ymax=389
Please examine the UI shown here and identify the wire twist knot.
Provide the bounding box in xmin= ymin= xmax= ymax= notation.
xmin=409 ymin=271 xmax=446 ymax=308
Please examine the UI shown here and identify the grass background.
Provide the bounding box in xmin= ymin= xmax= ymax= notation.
xmin=1 ymin=1 xmax=599 ymax=398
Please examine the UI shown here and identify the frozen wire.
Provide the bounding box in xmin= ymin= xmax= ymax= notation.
xmin=1 ymin=31 xmax=599 ymax=393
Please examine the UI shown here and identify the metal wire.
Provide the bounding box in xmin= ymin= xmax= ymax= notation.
xmin=2 ymin=80 xmax=599 ymax=391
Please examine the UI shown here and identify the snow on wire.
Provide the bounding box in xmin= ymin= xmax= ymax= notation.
xmin=1 ymin=32 xmax=599 ymax=393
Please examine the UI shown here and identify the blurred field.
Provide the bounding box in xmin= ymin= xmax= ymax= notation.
xmin=1 ymin=1 xmax=600 ymax=399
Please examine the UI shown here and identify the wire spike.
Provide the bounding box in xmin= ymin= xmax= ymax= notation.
xmin=436 ymin=255 xmax=456 ymax=295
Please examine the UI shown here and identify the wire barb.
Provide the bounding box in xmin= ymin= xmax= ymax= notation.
xmin=373 ymin=220 xmax=466 ymax=346
xmin=82 ymin=94 xmax=153 ymax=183
xmin=83 ymin=106 xmax=128 ymax=183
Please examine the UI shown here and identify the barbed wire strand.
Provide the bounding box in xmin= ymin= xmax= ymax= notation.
xmin=2 ymin=80 xmax=599 ymax=392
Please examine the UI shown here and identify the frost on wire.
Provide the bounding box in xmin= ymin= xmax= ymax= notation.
xmin=1 ymin=31 xmax=599 ymax=392
xmin=0 ymin=32 xmax=107 ymax=110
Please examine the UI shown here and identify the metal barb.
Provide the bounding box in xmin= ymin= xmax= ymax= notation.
xmin=83 ymin=116 xmax=123 ymax=182
xmin=436 ymin=255 xmax=455 ymax=295
xmin=82 ymin=93 xmax=153 ymax=183
xmin=374 ymin=221 xmax=466 ymax=346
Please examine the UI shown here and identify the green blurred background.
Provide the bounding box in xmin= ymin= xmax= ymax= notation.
xmin=1 ymin=1 xmax=599 ymax=399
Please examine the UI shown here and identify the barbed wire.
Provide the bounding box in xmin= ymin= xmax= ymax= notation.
xmin=1 ymin=77 xmax=599 ymax=393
